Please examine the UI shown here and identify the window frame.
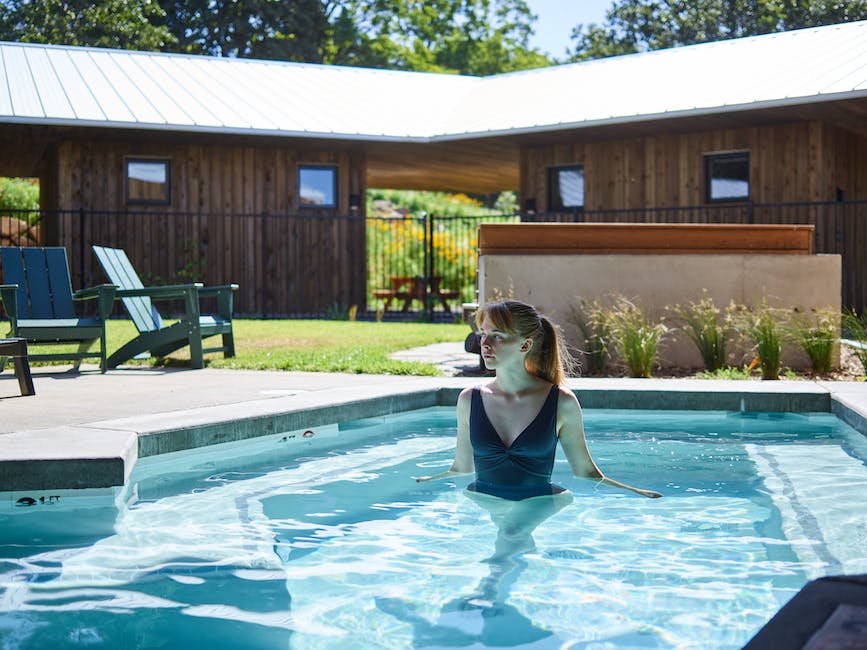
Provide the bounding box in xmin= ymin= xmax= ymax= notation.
xmin=124 ymin=157 xmax=171 ymax=206
xmin=298 ymin=164 xmax=338 ymax=209
xmin=547 ymin=164 xmax=585 ymax=212
xmin=705 ymin=152 xmax=750 ymax=203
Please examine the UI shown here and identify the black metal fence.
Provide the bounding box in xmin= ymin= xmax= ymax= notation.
xmin=2 ymin=200 xmax=866 ymax=318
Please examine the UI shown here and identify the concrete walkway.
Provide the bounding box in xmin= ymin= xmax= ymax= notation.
xmin=3 ymin=342 xmax=867 ymax=492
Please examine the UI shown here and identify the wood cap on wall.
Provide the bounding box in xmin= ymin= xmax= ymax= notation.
xmin=477 ymin=222 xmax=814 ymax=255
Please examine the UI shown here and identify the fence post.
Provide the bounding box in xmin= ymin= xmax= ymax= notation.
xmin=425 ymin=213 xmax=434 ymax=322
xmin=78 ymin=207 xmax=86 ymax=287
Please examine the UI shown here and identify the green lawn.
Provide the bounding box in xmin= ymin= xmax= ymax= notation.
xmin=24 ymin=319 xmax=469 ymax=375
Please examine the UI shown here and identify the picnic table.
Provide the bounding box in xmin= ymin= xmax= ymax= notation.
xmin=373 ymin=276 xmax=460 ymax=313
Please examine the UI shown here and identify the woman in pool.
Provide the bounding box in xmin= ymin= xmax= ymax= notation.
xmin=417 ymin=298 xmax=662 ymax=501
xmin=410 ymin=300 xmax=660 ymax=622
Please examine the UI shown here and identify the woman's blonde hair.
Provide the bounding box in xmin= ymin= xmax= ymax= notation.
xmin=475 ymin=299 xmax=574 ymax=384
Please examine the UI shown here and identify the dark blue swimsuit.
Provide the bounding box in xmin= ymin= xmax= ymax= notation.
xmin=467 ymin=385 xmax=566 ymax=501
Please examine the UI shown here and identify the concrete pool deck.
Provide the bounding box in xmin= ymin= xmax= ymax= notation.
xmin=3 ymin=350 xmax=867 ymax=492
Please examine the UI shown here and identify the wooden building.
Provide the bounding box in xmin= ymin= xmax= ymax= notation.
xmin=0 ymin=21 xmax=865 ymax=314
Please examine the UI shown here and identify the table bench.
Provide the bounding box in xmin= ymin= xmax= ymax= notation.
xmin=0 ymin=337 xmax=35 ymax=396
xmin=373 ymin=276 xmax=460 ymax=313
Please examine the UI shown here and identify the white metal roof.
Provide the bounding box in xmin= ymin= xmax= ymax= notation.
xmin=0 ymin=20 xmax=864 ymax=142
xmin=442 ymin=19 xmax=867 ymax=138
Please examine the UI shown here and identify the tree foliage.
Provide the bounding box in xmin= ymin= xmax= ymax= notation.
xmin=58 ymin=0 xmax=545 ymax=74
xmin=344 ymin=0 xmax=549 ymax=74
xmin=157 ymin=0 xmax=330 ymax=60
xmin=0 ymin=0 xmax=175 ymax=50
xmin=569 ymin=0 xmax=867 ymax=61
xmin=0 ymin=0 xmax=550 ymax=74
xmin=5 ymin=0 xmax=860 ymax=73
xmin=0 ymin=177 xmax=39 ymax=211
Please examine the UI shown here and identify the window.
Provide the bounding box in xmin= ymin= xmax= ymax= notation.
xmin=548 ymin=165 xmax=584 ymax=211
xmin=706 ymin=152 xmax=750 ymax=202
xmin=298 ymin=165 xmax=337 ymax=208
xmin=125 ymin=158 xmax=170 ymax=205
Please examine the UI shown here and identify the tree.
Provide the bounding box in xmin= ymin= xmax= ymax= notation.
xmin=1 ymin=0 xmax=552 ymax=74
xmin=0 ymin=0 xmax=175 ymax=50
xmin=157 ymin=0 xmax=550 ymax=74
xmin=346 ymin=0 xmax=549 ymax=74
xmin=158 ymin=0 xmax=331 ymax=60
xmin=568 ymin=0 xmax=867 ymax=61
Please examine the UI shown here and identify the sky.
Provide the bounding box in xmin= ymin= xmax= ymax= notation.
xmin=525 ymin=0 xmax=613 ymax=59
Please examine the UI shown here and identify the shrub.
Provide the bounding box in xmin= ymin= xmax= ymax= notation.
xmin=790 ymin=308 xmax=838 ymax=375
xmin=605 ymin=295 xmax=667 ymax=378
xmin=736 ymin=299 xmax=785 ymax=380
xmin=567 ymin=299 xmax=611 ymax=375
xmin=672 ymin=291 xmax=731 ymax=372
xmin=0 ymin=177 xmax=39 ymax=212
xmin=841 ymin=309 xmax=867 ymax=375
xmin=696 ymin=366 xmax=753 ymax=380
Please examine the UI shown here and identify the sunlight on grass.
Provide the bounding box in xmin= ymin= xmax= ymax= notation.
xmin=23 ymin=319 xmax=467 ymax=375
xmin=211 ymin=320 xmax=467 ymax=374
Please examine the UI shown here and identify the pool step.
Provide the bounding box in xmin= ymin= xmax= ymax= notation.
xmin=746 ymin=443 xmax=867 ymax=577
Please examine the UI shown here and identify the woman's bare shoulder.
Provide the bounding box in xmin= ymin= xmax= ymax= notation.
xmin=556 ymin=386 xmax=582 ymax=414
xmin=457 ymin=385 xmax=481 ymax=410
xmin=458 ymin=385 xmax=478 ymax=400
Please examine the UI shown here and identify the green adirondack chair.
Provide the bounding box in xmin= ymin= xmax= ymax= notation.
xmin=0 ymin=247 xmax=116 ymax=373
xmin=92 ymin=245 xmax=237 ymax=369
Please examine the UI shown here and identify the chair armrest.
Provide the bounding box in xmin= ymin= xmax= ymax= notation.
xmin=74 ymin=284 xmax=118 ymax=320
xmin=115 ymin=283 xmax=204 ymax=300
xmin=196 ymin=284 xmax=239 ymax=297
xmin=116 ymin=284 xmax=204 ymax=323
xmin=197 ymin=284 xmax=238 ymax=320
xmin=0 ymin=284 xmax=18 ymax=324
xmin=74 ymin=284 xmax=118 ymax=300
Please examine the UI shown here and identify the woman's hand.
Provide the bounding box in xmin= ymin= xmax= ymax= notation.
xmin=415 ymin=469 xmax=468 ymax=483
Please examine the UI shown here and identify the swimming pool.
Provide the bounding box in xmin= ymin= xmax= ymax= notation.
xmin=1 ymin=407 xmax=866 ymax=649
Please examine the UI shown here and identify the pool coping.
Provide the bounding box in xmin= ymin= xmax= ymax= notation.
xmin=2 ymin=375 xmax=867 ymax=492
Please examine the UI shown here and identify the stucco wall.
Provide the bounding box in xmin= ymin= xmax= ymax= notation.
xmin=478 ymin=253 xmax=842 ymax=371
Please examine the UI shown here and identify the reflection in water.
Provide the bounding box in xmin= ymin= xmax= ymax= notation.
xmin=377 ymin=490 xmax=573 ymax=648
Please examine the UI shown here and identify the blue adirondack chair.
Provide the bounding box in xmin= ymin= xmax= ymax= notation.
xmin=92 ymin=245 xmax=237 ymax=369
xmin=0 ymin=247 xmax=116 ymax=373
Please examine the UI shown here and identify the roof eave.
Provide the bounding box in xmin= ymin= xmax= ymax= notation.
xmin=2 ymin=88 xmax=864 ymax=143
xmin=427 ymin=89 xmax=867 ymax=142
xmin=0 ymin=116 xmax=436 ymax=143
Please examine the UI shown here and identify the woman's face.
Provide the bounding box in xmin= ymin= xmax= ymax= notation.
xmin=477 ymin=316 xmax=530 ymax=369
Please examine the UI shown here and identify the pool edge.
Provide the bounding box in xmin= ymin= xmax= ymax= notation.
xmin=4 ymin=379 xmax=867 ymax=493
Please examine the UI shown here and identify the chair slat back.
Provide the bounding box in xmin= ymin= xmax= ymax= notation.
xmin=0 ymin=247 xmax=29 ymax=318
xmin=92 ymin=245 xmax=163 ymax=332
xmin=43 ymin=248 xmax=76 ymax=317
xmin=0 ymin=247 xmax=76 ymax=319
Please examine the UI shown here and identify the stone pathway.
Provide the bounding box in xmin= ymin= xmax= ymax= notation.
xmin=389 ymin=341 xmax=485 ymax=376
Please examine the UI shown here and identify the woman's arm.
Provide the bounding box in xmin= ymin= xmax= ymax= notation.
xmin=557 ymin=389 xmax=662 ymax=498
xmin=416 ymin=387 xmax=475 ymax=482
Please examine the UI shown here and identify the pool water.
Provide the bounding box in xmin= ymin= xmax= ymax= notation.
xmin=1 ymin=408 xmax=867 ymax=649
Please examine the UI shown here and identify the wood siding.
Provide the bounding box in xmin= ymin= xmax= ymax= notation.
xmin=52 ymin=139 xmax=366 ymax=215
xmin=520 ymin=121 xmax=867 ymax=212
xmin=44 ymin=138 xmax=368 ymax=316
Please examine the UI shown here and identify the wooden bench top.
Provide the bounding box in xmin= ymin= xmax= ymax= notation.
xmin=478 ymin=223 xmax=815 ymax=255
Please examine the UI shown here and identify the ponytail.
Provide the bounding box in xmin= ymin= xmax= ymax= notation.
xmin=527 ymin=315 xmax=573 ymax=385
